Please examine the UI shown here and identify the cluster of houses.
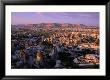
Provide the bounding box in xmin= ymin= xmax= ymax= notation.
xmin=11 ymin=24 xmax=99 ymax=69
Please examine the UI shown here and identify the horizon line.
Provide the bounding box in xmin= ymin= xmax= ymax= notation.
xmin=11 ymin=23 xmax=99 ymax=27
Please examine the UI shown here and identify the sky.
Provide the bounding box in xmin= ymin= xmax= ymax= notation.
xmin=11 ymin=12 xmax=99 ymax=26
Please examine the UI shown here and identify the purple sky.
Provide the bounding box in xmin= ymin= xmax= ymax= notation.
xmin=11 ymin=12 xmax=99 ymax=26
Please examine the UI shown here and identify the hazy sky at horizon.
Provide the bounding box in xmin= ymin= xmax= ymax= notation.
xmin=11 ymin=12 xmax=99 ymax=26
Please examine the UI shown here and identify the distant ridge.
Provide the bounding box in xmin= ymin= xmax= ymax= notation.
xmin=11 ymin=23 xmax=99 ymax=30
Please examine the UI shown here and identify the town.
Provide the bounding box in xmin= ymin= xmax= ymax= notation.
xmin=11 ymin=23 xmax=99 ymax=69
